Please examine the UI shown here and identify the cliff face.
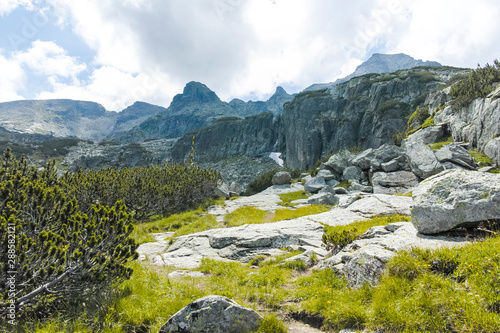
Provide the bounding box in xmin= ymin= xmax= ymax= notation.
xmin=434 ymin=85 xmax=500 ymax=163
xmin=171 ymin=112 xmax=283 ymax=163
xmin=284 ymin=67 xmax=465 ymax=170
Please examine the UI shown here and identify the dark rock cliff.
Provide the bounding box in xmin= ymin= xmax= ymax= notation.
xmin=171 ymin=112 xmax=283 ymax=163
xmin=284 ymin=67 xmax=466 ymax=170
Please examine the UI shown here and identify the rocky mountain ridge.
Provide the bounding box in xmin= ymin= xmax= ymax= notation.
xmin=304 ymin=53 xmax=442 ymax=92
xmin=0 ymin=83 xmax=294 ymax=144
xmin=108 ymin=82 xmax=295 ymax=143
xmin=0 ymin=99 xmax=163 ymax=142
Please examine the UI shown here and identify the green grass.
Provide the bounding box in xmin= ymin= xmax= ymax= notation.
xmin=278 ymin=190 xmax=310 ymax=207
xmin=468 ymin=150 xmax=496 ymax=166
xmin=225 ymin=205 xmax=331 ymax=227
xmin=336 ymin=180 xmax=351 ymax=189
xmin=294 ymin=235 xmax=500 ymax=332
xmin=428 ymin=137 xmax=454 ymax=151
xmin=322 ymin=215 xmax=412 ymax=250
xmin=27 ymin=256 xmax=299 ymax=332
xmin=131 ymin=208 xmax=221 ymax=244
xmin=22 ymin=217 xmax=500 ymax=333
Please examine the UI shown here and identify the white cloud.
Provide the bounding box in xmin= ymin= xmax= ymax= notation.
xmin=0 ymin=0 xmax=33 ymax=15
xmin=391 ymin=0 xmax=500 ymax=67
xmin=3 ymin=0 xmax=500 ymax=110
xmin=36 ymin=66 xmax=179 ymax=111
xmin=16 ymin=40 xmax=86 ymax=80
xmin=0 ymin=53 xmax=25 ymax=101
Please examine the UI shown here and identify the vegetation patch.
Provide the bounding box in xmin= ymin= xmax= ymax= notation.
xmin=375 ymin=100 xmax=409 ymax=115
xmin=451 ymin=60 xmax=500 ymax=110
xmin=393 ymin=105 xmax=441 ymax=145
xmin=468 ymin=150 xmax=496 ymax=166
xmin=278 ymin=190 xmax=310 ymax=207
xmin=225 ymin=205 xmax=331 ymax=227
xmin=428 ymin=137 xmax=454 ymax=151
xmin=132 ymin=208 xmax=220 ymax=244
xmin=322 ymin=215 xmax=411 ymax=251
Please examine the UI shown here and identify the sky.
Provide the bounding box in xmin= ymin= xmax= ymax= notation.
xmin=0 ymin=0 xmax=499 ymax=111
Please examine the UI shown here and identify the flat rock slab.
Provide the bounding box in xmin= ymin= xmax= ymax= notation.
xmin=208 ymin=183 xmax=306 ymax=222
xmin=317 ymin=222 xmax=469 ymax=288
xmin=139 ymin=193 xmax=414 ymax=268
xmin=158 ymin=218 xmax=325 ymax=269
xmin=305 ymin=194 xmax=412 ymax=227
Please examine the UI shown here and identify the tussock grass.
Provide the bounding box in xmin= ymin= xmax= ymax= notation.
xmin=295 ymin=235 xmax=500 ymax=332
xmin=469 ymin=149 xmax=496 ymax=166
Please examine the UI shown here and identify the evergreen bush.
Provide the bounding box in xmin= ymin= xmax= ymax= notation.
xmin=451 ymin=60 xmax=500 ymax=110
xmin=0 ymin=149 xmax=138 ymax=321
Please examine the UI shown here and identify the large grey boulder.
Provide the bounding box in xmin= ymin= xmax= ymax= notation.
xmin=342 ymin=165 xmax=363 ymax=182
xmin=351 ymin=148 xmax=375 ymax=170
xmin=323 ymin=150 xmax=355 ymax=174
xmin=272 ymin=171 xmax=292 ymax=185
xmin=412 ymin=170 xmax=500 ymax=234
xmin=372 ymin=171 xmax=419 ymax=195
xmin=435 ymin=143 xmax=476 ymax=170
xmin=484 ymin=138 xmax=500 ymax=164
xmin=215 ymin=183 xmax=230 ymax=199
xmin=304 ymin=176 xmax=327 ymax=193
xmin=406 ymin=125 xmax=448 ymax=145
xmin=404 ymin=140 xmax=444 ymax=178
xmin=316 ymin=169 xmax=336 ymax=181
xmin=159 ymin=295 xmax=262 ymax=333
xmin=317 ymin=222 xmax=468 ymax=288
xmin=229 ymin=182 xmax=244 ymax=195
xmin=307 ymin=192 xmax=339 ymax=205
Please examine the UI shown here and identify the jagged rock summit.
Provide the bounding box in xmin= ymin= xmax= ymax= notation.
xmin=170 ymin=81 xmax=221 ymax=110
xmin=305 ymin=53 xmax=442 ymax=91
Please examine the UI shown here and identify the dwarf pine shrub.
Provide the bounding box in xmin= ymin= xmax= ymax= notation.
xmin=0 ymin=149 xmax=138 ymax=323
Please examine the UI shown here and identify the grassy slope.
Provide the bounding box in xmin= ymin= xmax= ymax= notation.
xmin=23 ymin=191 xmax=500 ymax=333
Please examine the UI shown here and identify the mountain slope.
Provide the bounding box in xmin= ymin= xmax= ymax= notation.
xmin=0 ymin=99 xmax=163 ymax=142
xmin=304 ymin=53 xmax=442 ymax=92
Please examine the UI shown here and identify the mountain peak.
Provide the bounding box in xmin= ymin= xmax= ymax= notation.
xmin=304 ymin=53 xmax=442 ymax=92
xmin=170 ymin=82 xmax=221 ymax=110
xmin=274 ymin=86 xmax=287 ymax=95
xmin=354 ymin=53 xmax=442 ymax=76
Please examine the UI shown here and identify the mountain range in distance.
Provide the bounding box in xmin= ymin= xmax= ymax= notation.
xmin=0 ymin=53 xmax=444 ymax=143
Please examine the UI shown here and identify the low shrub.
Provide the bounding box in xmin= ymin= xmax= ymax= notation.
xmin=451 ymin=60 xmax=500 ymax=110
